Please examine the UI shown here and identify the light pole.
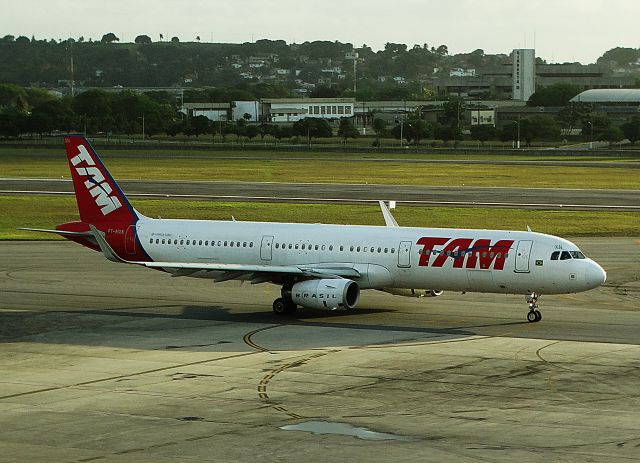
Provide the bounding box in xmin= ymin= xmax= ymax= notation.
xmin=587 ymin=121 xmax=593 ymax=149
xmin=516 ymin=116 xmax=521 ymax=149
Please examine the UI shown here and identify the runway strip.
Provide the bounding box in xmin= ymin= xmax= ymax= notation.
xmin=2 ymin=177 xmax=639 ymax=211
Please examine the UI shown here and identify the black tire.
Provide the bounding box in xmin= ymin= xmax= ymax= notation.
xmin=273 ymin=298 xmax=297 ymax=316
xmin=534 ymin=310 xmax=542 ymax=322
xmin=527 ymin=311 xmax=537 ymax=323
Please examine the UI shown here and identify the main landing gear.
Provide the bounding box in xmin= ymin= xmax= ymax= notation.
xmin=272 ymin=282 xmax=297 ymax=316
xmin=526 ymin=293 xmax=542 ymax=323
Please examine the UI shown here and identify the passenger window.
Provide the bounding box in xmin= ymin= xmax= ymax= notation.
xmin=560 ymin=251 xmax=572 ymax=260
xmin=391 ymin=248 xmax=395 ymax=254
xmin=237 ymin=242 xmax=240 ymax=247
xmin=205 ymin=241 xmax=208 ymax=246
xmin=275 ymin=243 xmax=279 ymax=249
xmin=357 ymin=246 xmax=361 ymax=252
xmin=186 ymin=240 xmax=190 ymax=245
xmin=288 ymin=244 xmax=292 ymax=249
xmin=302 ymin=244 xmax=306 ymax=250
xmin=230 ymin=242 xmax=234 ymax=247
xmin=162 ymin=239 xmax=165 ymax=244
xmin=377 ymin=247 xmax=381 ymax=253
xmin=243 ymin=242 xmax=246 ymax=248
xmin=250 ymin=242 xmax=254 ymax=248
xmin=295 ymin=244 xmax=299 ymax=250
xmin=340 ymin=246 xmax=344 ymax=251
xmin=199 ymin=240 xmax=202 ymax=246
xmin=149 ymin=239 xmax=153 ymax=244
xmin=224 ymin=241 xmax=228 ymax=246
xmin=321 ymin=245 xmax=326 ymax=251
xmin=350 ymin=246 xmax=354 ymax=252
xmin=180 ymin=240 xmax=184 ymax=245
xmin=551 ymin=251 xmax=560 ymax=260
xmin=329 ymin=245 xmax=333 ymax=251
xmin=384 ymin=248 xmax=388 ymax=253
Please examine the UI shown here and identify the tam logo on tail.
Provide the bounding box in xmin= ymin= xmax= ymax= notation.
xmin=70 ymin=144 xmax=122 ymax=216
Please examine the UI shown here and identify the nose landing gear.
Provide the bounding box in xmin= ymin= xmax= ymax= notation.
xmin=526 ymin=293 xmax=542 ymax=322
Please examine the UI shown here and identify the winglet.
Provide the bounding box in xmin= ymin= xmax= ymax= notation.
xmin=379 ymin=201 xmax=399 ymax=227
xmin=88 ymin=225 xmax=128 ymax=263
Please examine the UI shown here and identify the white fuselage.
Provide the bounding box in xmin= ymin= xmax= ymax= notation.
xmin=134 ymin=218 xmax=606 ymax=296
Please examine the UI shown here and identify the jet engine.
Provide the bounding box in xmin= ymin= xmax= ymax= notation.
xmin=381 ymin=288 xmax=444 ymax=298
xmin=291 ymin=279 xmax=360 ymax=310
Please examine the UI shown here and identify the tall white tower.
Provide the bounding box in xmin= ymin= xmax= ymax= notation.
xmin=512 ymin=49 xmax=536 ymax=101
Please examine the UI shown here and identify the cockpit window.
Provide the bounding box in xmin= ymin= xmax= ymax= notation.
xmin=560 ymin=251 xmax=572 ymax=260
xmin=570 ymin=251 xmax=586 ymax=259
xmin=551 ymin=251 xmax=560 ymax=260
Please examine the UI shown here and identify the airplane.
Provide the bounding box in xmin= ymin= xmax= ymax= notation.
xmin=22 ymin=135 xmax=607 ymax=323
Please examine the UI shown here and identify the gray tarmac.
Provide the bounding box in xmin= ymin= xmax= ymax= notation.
xmin=2 ymin=177 xmax=640 ymax=211
xmin=1 ymin=238 xmax=640 ymax=462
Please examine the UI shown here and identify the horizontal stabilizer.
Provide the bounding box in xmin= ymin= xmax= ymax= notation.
xmin=18 ymin=227 xmax=93 ymax=237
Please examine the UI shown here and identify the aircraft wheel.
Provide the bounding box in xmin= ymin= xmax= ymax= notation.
xmin=527 ymin=311 xmax=538 ymax=323
xmin=273 ymin=298 xmax=296 ymax=316
xmin=534 ymin=310 xmax=542 ymax=322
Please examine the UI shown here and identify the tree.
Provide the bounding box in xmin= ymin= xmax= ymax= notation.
xmin=440 ymin=96 xmax=465 ymax=140
xmin=30 ymin=99 xmax=77 ymax=133
xmin=292 ymin=118 xmax=332 ymax=139
xmin=101 ymin=33 xmax=119 ymax=43
xmin=433 ymin=123 xmax=455 ymax=143
xmin=245 ymin=125 xmax=260 ymax=139
xmin=519 ymin=115 xmax=561 ymax=145
xmin=602 ymin=125 xmax=624 ymax=145
xmin=581 ymin=115 xmax=614 ymax=142
xmin=621 ymin=117 xmax=640 ymax=144
xmin=337 ymin=118 xmax=359 ymax=142
xmin=171 ymin=36 xmax=180 ymax=43
xmin=187 ymin=115 xmax=211 ymax=137
xmin=372 ymin=118 xmax=387 ymax=138
xmin=557 ymin=102 xmax=595 ymax=134
xmin=527 ymin=82 xmax=583 ymax=107
xmin=135 ymin=35 xmax=152 ymax=44
xmin=470 ymin=125 xmax=497 ymax=144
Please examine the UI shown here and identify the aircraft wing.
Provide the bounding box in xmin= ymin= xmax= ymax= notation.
xmin=88 ymin=225 xmax=360 ymax=281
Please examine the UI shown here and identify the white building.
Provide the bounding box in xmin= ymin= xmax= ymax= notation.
xmin=233 ymin=101 xmax=260 ymax=122
xmin=512 ymin=49 xmax=536 ymax=101
xmin=262 ymin=98 xmax=355 ymax=123
xmin=182 ymin=103 xmax=230 ymax=121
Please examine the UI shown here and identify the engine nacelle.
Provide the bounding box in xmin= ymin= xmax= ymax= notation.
xmin=292 ymin=279 xmax=360 ymax=310
xmin=381 ymin=288 xmax=444 ymax=298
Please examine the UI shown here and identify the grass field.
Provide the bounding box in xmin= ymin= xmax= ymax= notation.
xmin=2 ymin=195 xmax=638 ymax=240
xmin=1 ymin=152 xmax=639 ymax=189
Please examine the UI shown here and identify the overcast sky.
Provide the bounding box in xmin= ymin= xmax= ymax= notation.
xmin=2 ymin=0 xmax=638 ymax=64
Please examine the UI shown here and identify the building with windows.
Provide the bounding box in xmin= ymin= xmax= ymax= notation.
xmin=261 ymin=98 xmax=355 ymax=123
xmin=512 ymin=49 xmax=536 ymax=101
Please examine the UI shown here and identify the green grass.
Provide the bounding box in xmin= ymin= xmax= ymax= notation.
xmin=2 ymin=195 xmax=638 ymax=240
xmin=1 ymin=152 xmax=639 ymax=189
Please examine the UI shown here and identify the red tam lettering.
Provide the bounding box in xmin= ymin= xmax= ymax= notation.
xmin=466 ymin=239 xmax=514 ymax=270
xmin=417 ymin=237 xmax=449 ymax=267
xmin=432 ymin=238 xmax=474 ymax=268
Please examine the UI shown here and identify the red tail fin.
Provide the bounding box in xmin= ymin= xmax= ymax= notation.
xmin=64 ymin=135 xmax=137 ymax=224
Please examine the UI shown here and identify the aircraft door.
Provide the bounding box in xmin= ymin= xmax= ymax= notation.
xmin=515 ymin=240 xmax=533 ymax=273
xmin=125 ymin=225 xmax=137 ymax=255
xmin=260 ymin=235 xmax=274 ymax=261
xmin=397 ymin=241 xmax=412 ymax=268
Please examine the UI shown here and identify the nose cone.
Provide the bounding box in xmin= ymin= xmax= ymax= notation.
xmin=585 ymin=262 xmax=607 ymax=289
